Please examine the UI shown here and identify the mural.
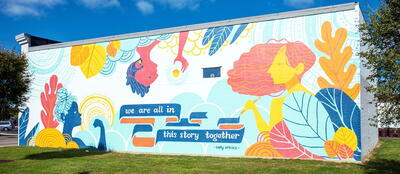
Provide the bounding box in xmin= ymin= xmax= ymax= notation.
xmin=21 ymin=9 xmax=363 ymax=161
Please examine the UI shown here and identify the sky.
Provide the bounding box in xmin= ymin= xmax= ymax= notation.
xmin=0 ymin=0 xmax=381 ymax=51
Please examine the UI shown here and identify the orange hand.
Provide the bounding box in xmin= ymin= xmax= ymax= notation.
xmin=174 ymin=55 xmax=189 ymax=72
xmin=174 ymin=31 xmax=189 ymax=72
xmin=240 ymin=97 xmax=261 ymax=115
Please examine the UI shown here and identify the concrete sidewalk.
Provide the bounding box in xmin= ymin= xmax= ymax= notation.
xmin=0 ymin=130 xmax=17 ymax=135
xmin=0 ymin=131 xmax=17 ymax=147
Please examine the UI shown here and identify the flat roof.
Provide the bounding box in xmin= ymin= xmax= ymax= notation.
xmin=19 ymin=2 xmax=357 ymax=52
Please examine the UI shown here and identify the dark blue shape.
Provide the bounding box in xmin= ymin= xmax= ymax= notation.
xmin=202 ymin=26 xmax=234 ymax=56
xmin=58 ymin=101 xmax=95 ymax=149
xmin=62 ymin=102 xmax=81 ymax=135
xmin=156 ymin=128 xmax=245 ymax=143
xmin=354 ymin=150 xmax=361 ymax=161
xmin=18 ymin=108 xmax=39 ymax=146
xmin=132 ymin=124 xmax=153 ymax=136
xmin=209 ymin=26 xmax=233 ymax=56
xmin=72 ymin=138 xmax=96 ymax=149
xmin=315 ymin=88 xmax=361 ymax=159
xmin=166 ymin=118 xmax=200 ymax=127
xmin=217 ymin=117 xmax=240 ymax=125
xmin=93 ymin=119 xmax=107 ymax=150
xmin=126 ymin=58 xmax=150 ymax=97
xmin=230 ymin=24 xmax=248 ymax=44
xmin=189 ymin=112 xmax=207 ymax=120
xmin=202 ymin=27 xmax=216 ymax=46
xmin=202 ymin=67 xmax=221 ymax=78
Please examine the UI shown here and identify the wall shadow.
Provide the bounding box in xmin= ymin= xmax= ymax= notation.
xmin=363 ymin=159 xmax=400 ymax=174
xmin=24 ymin=148 xmax=108 ymax=160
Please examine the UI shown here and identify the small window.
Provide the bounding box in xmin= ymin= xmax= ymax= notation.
xmin=202 ymin=66 xmax=221 ymax=78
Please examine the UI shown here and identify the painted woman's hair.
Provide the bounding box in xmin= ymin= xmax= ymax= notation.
xmin=126 ymin=58 xmax=150 ymax=97
xmin=227 ymin=39 xmax=316 ymax=96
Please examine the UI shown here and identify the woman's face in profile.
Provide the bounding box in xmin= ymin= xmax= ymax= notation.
xmin=268 ymin=46 xmax=304 ymax=85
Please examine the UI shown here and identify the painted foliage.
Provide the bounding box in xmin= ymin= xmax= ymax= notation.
xmin=21 ymin=8 xmax=362 ymax=161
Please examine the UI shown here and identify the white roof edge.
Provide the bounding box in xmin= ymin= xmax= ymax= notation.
xmin=25 ymin=2 xmax=357 ymax=52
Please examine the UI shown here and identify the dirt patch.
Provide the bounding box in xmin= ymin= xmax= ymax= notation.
xmin=0 ymin=160 xmax=14 ymax=164
xmin=381 ymin=137 xmax=400 ymax=140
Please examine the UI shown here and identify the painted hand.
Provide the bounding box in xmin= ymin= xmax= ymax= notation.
xmin=174 ymin=55 xmax=189 ymax=72
xmin=93 ymin=119 xmax=103 ymax=128
xmin=241 ymin=100 xmax=257 ymax=114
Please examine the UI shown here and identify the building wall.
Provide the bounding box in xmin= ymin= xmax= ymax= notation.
xmin=19 ymin=8 xmax=365 ymax=161
xmin=358 ymin=5 xmax=379 ymax=160
xmin=360 ymin=72 xmax=378 ymax=160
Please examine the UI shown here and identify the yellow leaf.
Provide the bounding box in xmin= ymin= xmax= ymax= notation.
xmin=70 ymin=45 xmax=87 ymax=66
xmin=333 ymin=28 xmax=347 ymax=53
xmin=324 ymin=140 xmax=340 ymax=158
xmin=79 ymin=44 xmax=106 ymax=79
xmin=112 ymin=40 xmax=120 ymax=50
xmin=106 ymin=40 xmax=120 ymax=57
xmin=80 ymin=46 xmax=90 ymax=61
xmin=317 ymin=77 xmax=333 ymax=89
xmin=321 ymin=21 xmax=332 ymax=43
xmin=333 ymin=127 xmax=358 ymax=151
xmin=338 ymin=144 xmax=354 ymax=159
xmin=348 ymin=84 xmax=361 ymax=100
xmin=314 ymin=21 xmax=360 ymax=99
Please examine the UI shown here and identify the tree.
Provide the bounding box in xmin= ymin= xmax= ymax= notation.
xmin=0 ymin=48 xmax=31 ymax=120
xmin=360 ymin=0 xmax=400 ymax=128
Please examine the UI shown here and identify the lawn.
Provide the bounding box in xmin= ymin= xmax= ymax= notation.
xmin=0 ymin=139 xmax=399 ymax=174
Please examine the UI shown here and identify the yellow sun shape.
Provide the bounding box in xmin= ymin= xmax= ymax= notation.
xmin=172 ymin=69 xmax=180 ymax=78
xmin=79 ymin=94 xmax=115 ymax=130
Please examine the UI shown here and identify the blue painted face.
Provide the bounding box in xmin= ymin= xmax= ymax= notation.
xmin=66 ymin=101 xmax=81 ymax=127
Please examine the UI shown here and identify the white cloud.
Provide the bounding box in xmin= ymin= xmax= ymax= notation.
xmin=135 ymin=0 xmax=210 ymax=15
xmin=0 ymin=0 xmax=121 ymax=17
xmin=136 ymin=0 xmax=154 ymax=15
xmin=283 ymin=0 xmax=314 ymax=8
xmin=78 ymin=0 xmax=120 ymax=9
xmin=0 ymin=0 xmax=64 ymax=16
xmin=155 ymin=0 xmax=200 ymax=10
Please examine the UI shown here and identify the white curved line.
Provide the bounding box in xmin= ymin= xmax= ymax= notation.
xmin=106 ymin=129 xmax=128 ymax=151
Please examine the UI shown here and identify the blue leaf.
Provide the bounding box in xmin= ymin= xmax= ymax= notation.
xmin=18 ymin=108 xmax=29 ymax=145
xmin=315 ymin=88 xmax=361 ymax=159
xmin=230 ymin=24 xmax=248 ymax=44
xmin=354 ymin=150 xmax=361 ymax=161
xmin=209 ymin=26 xmax=233 ymax=56
xmin=202 ymin=27 xmax=215 ymax=46
xmin=18 ymin=108 xmax=39 ymax=146
xmin=283 ymin=92 xmax=335 ymax=157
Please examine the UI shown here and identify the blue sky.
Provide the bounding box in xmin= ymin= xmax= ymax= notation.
xmin=0 ymin=0 xmax=381 ymax=51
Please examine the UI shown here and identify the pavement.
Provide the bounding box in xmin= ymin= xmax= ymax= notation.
xmin=0 ymin=130 xmax=18 ymax=147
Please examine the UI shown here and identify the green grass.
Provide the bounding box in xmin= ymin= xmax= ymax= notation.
xmin=0 ymin=139 xmax=399 ymax=174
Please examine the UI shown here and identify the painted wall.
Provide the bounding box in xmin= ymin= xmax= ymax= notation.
xmin=359 ymin=5 xmax=378 ymax=159
xmin=20 ymin=8 xmax=364 ymax=161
